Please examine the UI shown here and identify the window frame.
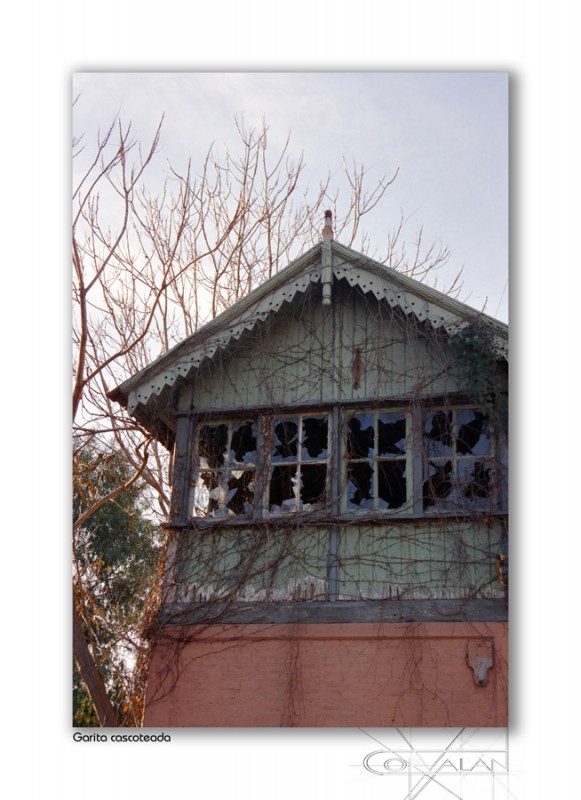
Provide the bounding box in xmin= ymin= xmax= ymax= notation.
xmin=262 ymin=411 xmax=332 ymax=518
xmin=186 ymin=402 xmax=499 ymax=524
xmin=341 ymin=406 xmax=414 ymax=517
xmin=421 ymin=404 xmax=497 ymax=514
xmin=189 ymin=418 xmax=259 ymax=520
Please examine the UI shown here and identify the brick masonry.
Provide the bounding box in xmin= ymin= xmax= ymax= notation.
xmin=143 ymin=621 xmax=508 ymax=727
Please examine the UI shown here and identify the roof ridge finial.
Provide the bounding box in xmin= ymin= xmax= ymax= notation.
xmin=321 ymin=210 xmax=333 ymax=306
xmin=322 ymin=209 xmax=333 ymax=241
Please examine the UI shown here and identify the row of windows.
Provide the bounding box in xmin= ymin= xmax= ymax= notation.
xmin=188 ymin=406 xmax=498 ymax=520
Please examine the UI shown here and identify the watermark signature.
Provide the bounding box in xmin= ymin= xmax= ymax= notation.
xmin=357 ymin=728 xmax=510 ymax=800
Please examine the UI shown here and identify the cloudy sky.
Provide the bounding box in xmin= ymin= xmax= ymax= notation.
xmin=73 ymin=72 xmax=508 ymax=321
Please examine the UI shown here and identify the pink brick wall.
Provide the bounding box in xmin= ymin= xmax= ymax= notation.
xmin=143 ymin=622 xmax=508 ymax=727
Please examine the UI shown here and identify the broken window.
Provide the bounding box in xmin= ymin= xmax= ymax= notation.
xmin=192 ymin=421 xmax=257 ymax=517
xmin=188 ymin=404 xmax=497 ymax=521
xmin=423 ymin=408 xmax=493 ymax=511
xmin=346 ymin=410 xmax=408 ymax=511
xmin=268 ymin=415 xmax=329 ymax=514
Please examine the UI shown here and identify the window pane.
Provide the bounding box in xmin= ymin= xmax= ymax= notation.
xmin=194 ymin=471 xmax=220 ymax=516
xmin=423 ymin=460 xmax=454 ymax=509
xmin=378 ymin=412 xmax=406 ymax=456
xmin=301 ymin=464 xmax=327 ymax=505
xmin=301 ymin=416 xmax=328 ymax=460
xmin=456 ymin=410 xmax=490 ymax=456
xmin=424 ymin=411 xmax=453 ymax=457
xmin=226 ymin=469 xmax=255 ymax=515
xmin=269 ymin=465 xmax=298 ymax=511
xmin=459 ymin=460 xmax=493 ymax=504
xmin=347 ymin=462 xmax=375 ymax=509
xmin=198 ymin=424 xmax=228 ymax=468
xmin=230 ymin=421 xmax=257 ymax=464
xmin=377 ymin=461 xmax=406 ymax=508
xmin=347 ymin=413 xmax=374 ymax=458
xmin=271 ymin=419 xmax=299 ymax=462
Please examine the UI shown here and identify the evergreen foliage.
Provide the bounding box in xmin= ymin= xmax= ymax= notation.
xmin=73 ymin=448 xmax=162 ymax=726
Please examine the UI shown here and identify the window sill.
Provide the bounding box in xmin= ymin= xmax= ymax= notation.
xmin=163 ymin=508 xmax=507 ymax=530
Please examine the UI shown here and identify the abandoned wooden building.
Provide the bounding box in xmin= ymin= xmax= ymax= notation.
xmin=110 ymin=212 xmax=508 ymax=727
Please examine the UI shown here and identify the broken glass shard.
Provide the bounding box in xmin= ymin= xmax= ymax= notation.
xmin=301 ymin=416 xmax=328 ymax=460
xmin=272 ymin=419 xmax=299 ymax=462
xmin=347 ymin=413 xmax=374 ymax=458
xmin=198 ymin=424 xmax=228 ymax=468
xmin=424 ymin=411 xmax=453 ymax=457
xmin=460 ymin=460 xmax=492 ymax=501
xmin=423 ymin=460 xmax=453 ymax=509
xmin=378 ymin=412 xmax=406 ymax=455
xmin=300 ymin=464 xmax=327 ymax=504
xmin=269 ymin=465 xmax=298 ymax=511
xmin=230 ymin=421 xmax=257 ymax=464
xmin=377 ymin=460 xmax=406 ymax=508
xmin=346 ymin=462 xmax=374 ymax=508
xmin=456 ymin=410 xmax=490 ymax=455
xmin=196 ymin=471 xmax=220 ymax=515
xmin=226 ymin=470 xmax=255 ymax=514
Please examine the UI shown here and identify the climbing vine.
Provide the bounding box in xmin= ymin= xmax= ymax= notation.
xmin=451 ymin=322 xmax=508 ymax=427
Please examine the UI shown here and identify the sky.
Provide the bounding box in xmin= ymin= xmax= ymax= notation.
xmin=72 ymin=72 xmax=508 ymax=321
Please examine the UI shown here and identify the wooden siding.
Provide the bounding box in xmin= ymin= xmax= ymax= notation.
xmin=191 ymin=282 xmax=464 ymax=410
xmin=339 ymin=518 xmax=505 ymax=601
xmin=173 ymin=518 xmax=505 ymax=604
xmin=176 ymin=525 xmax=329 ymax=603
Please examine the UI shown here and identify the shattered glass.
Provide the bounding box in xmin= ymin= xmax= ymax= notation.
xmin=423 ymin=408 xmax=494 ymax=511
xmin=347 ymin=413 xmax=374 ymax=457
xmin=377 ymin=461 xmax=407 ymax=508
xmin=346 ymin=410 xmax=407 ymax=511
xmin=268 ymin=415 xmax=329 ymax=513
xmin=190 ymin=406 xmax=494 ymax=519
xmin=347 ymin=462 xmax=374 ymax=509
xmin=301 ymin=464 xmax=327 ymax=504
xmin=193 ymin=421 xmax=256 ymax=517
xmin=225 ymin=469 xmax=255 ymax=514
xmin=423 ymin=460 xmax=454 ymax=509
xmin=194 ymin=471 xmax=220 ymax=516
xmin=197 ymin=424 xmax=228 ymax=468
xmin=230 ymin=422 xmax=257 ymax=464
xmin=378 ymin=412 xmax=406 ymax=455
xmin=424 ymin=411 xmax=453 ymax=457
xmin=269 ymin=465 xmax=298 ymax=510
xmin=301 ymin=416 xmax=328 ymax=460
xmin=455 ymin=409 xmax=490 ymax=455
xmin=460 ymin=460 xmax=492 ymax=502
xmin=271 ymin=419 xmax=299 ymax=462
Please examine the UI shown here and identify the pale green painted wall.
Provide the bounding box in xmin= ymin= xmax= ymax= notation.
xmin=176 ymin=518 xmax=505 ymax=603
xmin=339 ymin=518 xmax=505 ymax=601
xmin=177 ymin=525 xmax=329 ymax=602
xmin=192 ymin=282 xmax=463 ymax=410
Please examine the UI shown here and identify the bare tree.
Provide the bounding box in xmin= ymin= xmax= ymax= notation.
xmin=72 ymin=114 xmax=454 ymax=725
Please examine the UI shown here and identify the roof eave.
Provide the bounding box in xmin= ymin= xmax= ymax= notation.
xmin=108 ymin=239 xmax=508 ymax=411
xmin=108 ymin=243 xmax=323 ymax=405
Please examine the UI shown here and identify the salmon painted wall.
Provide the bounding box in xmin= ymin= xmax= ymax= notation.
xmin=143 ymin=622 xmax=508 ymax=727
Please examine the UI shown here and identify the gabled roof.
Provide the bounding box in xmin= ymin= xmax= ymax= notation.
xmin=109 ymin=239 xmax=508 ymax=417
